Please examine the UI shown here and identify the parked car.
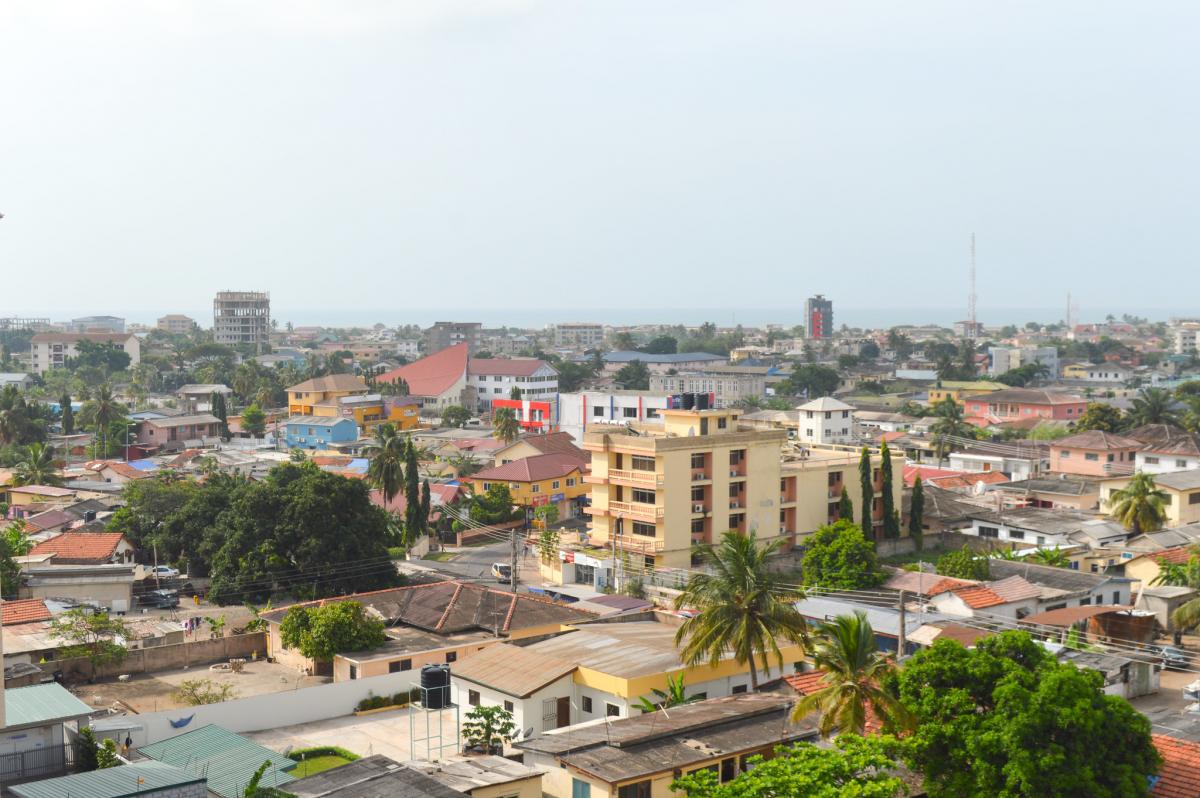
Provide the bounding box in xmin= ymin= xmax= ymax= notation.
xmin=141 ymin=589 xmax=180 ymax=609
xmin=491 ymin=562 xmax=512 ymax=584
xmin=1150 ymin=645 xmax=1191 ymax=670
xmin=149 ymin=565 xmax=180 ymax=580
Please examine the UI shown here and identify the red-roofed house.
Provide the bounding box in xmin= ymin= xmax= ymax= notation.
xmin=902 ymin=465 xmax=963 ymax=487
xmin=30 ymin=532 xmax=135 ymax=565
xmin=929 ymin=575 xmax=1043 ymax=620
xmin=81 ymin=460 xmax=151 ymax=485
xmin=0 ymin=599 xmax=52 ymax=626
xmin=1125 ymin=545 xmax=1199 ymax=588
xmin=783 ymin=671 xmax=885 ymax=735
xmin=1151 ymin=734 xmax=1200 ymax=797
xmin=466 ymin=454 xmax=590 ymax=519
xmin=1049 ymin=430 xmax=1142 ymax=477
xmin=963 ymin=388 xmax=1087 ymax=425
xmin=378 ymin=343 xmax=471 ymax=411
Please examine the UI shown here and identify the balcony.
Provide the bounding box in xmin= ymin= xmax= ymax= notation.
xmin=691 ymin=502 xmax=711 ymax=515
xmin=608 ymin=500 xmax=665 ymax=522
xmin=613 ymin=534 xmax=667 ymax=553
xmin=608 ymin=468 xmax=664 ymax=488
xmin=691 ymin=470 xmax=711 ymax=483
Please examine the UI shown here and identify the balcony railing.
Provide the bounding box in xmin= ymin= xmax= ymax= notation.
xmin=691 ymin=470 xmax=711 ymax=482
xmin=608 ymin=500 xmax=665 ymax=522
xmin=608 ymin=468 xmax=664 ymax=487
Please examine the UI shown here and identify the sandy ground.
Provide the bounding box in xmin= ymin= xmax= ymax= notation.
xmin=246 ymin=705 xmax=462 ymax=762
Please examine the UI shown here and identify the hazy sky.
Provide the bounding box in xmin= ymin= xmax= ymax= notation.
xmin=1 ymin=1 xmax=1197 ymax=324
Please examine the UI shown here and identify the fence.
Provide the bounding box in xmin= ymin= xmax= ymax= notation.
xmin=0 ymin=743 xmax=73 ymax=783
xmin=43 ymin=633 xmax=267 ymax=682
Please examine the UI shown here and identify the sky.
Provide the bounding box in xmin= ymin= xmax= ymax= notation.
xmin=1 ymin=1 xmax=1198 ymax=327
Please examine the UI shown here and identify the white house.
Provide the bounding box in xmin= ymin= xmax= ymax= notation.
xmin=557 ymin=390 xmax=672 ymax=442
xmin=949 ymin=445 xmax=1049 ymax=481
xmin=29 ymin=332 xmax=140 ymax=375
xmin=927 ymin=575 xmax=1043 ymax=621
xmin=796 ymin=396 xmax=856 ymax=445
xmin=960 ymin=506 xmax=1129 ymax=550
xmin=1130 ymin=425 xmax=1200 ymax=474
xmin=468 ymin=358 xmax=558 ymax=410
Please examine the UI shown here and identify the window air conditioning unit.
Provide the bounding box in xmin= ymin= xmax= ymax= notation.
xmin=693 ymin=504 xmax=705 ymax=513
xmin=730 ymin=501 xmax=741 ymax=509
xmin=730 ymin=470 xmax=739 ymax=478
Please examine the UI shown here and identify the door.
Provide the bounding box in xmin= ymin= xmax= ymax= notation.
xmin=556 ymin=696 xmax=570 ymax=728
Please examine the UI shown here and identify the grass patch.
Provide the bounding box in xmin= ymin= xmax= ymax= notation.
xmin=387 ymin=546 xmax=407 ymax=560
xmin=288 ymin=755 xmax=353 ymax=777
xmin=422 ymin=551 xmax=457 ymax=562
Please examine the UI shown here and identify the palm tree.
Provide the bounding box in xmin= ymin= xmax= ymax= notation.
xmin=790 ymin=611 xmax=912 ymax=737
xmin=1150 ymin=552 xmax=1200 ymax=639
xmin=1026 ymin=547 xmax=1070 ymax=567
xmin=1107 ymin=472 xmax=1168 ymax=535
xmin=635 ymin=673 xmax=700 ymax=714
xmin=1182 ymin=396 xmax=1200 ymax=434
xmin=493 ymin=408 xmax=520 ymax=444
xmin=81 ymin=384 xmax=126 ymax=457
xmin=929 ymin=398 xmax=973 ymax=462
xmin=1129 ymin=387 xmax=1180 ymax=427
xmin=673 ymin=530 xmax=807 ymax=691
xmin=12 ymin=443 xmax=62 ymax=487
xmin=365 ymin=423 xmax=406 ymax=507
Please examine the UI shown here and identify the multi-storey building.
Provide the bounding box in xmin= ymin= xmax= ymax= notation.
xmin=795 ymin=396 xmax=856 ymax=445
xmin=156 ymin=314 xmax=196 ymax=335
xmin=552 ymin=323 xmax=604 ymax=349
xmin=963 ymin=388 xmax=1088 ymax=424
xmin=780 ymin=446 xmax=903 ymax=543
xmin=557 ymin=390 xmax=673 ymax=441
xmin=988 ymin=345 xmax=1060 ymax=378
xmin=805 ymin=295 xmax=833 ymax=339
xmin=213 ymin=291 xmax=270 ymax=350
xmin=424 ymin=321 xmax=482 ymax=355
xmin=29 ymin=332 xmax=140 ymax=374
xmin=65 ymin=315 xmax=125 ymax=333
xmin=468 ymin=358 xmax=558 ymax=410
xmin=649 ymin=366 xmax=767 ymax=408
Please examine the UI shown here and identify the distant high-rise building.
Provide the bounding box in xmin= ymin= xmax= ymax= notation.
xmin=424 ymin=321 xmax=482 ymax=355
xmin=805 ymin=295 xmax=833 ymax=339
xmin=66 ymin=315 xmax=125 ymax=333
xmin=157 ymin=314 xmax=197 ymax=335
xmin=213 ymin=291 xmax=271 ymax=350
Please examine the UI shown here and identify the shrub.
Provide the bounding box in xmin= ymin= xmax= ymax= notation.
xmin=288 ymin=745 xmax=360 ymax=762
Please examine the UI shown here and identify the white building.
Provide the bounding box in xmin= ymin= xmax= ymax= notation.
xmin=552 ymin=323 xmax=604 ymax=349
xmin=65 ymin=315 xmax=125 ymax=333
xmin=468 ymin=358 xmax=558 ymax=410
xmin=988 ymin=346 xmax=1059 ymax=378
xmin=29 ymin=332 xmax=141 ymax=374
xmin=156 ymin=314 xmax=196 ymax=335
xmin=213 ymin=290 xmax=271 ymax=350
xmin=394 ymin=339 xmax=421 ymax=358
xmin=948 ymin=445 xmax=1049 ymax=481
xmin=557 ymin=390 xmax=672 ymax=442
xmin=795 ymin=396 xmax=856 ymax=445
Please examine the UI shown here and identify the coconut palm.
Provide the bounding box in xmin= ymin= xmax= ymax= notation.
xmin=493 ymin=408 xmax=520 ymax=444
xmin=929 ymin=398 xmax=973 ymax=462
xmin=80 ymin=384 xmax=126 ymax=457
xmin=1129 ymin=387 xmax=1180 ymax=427
xmin=365 ymin=423 xmax=406 ymax=507
xmin=791 ymin=611 xmax=913 ymax=737
xmin=1107 ymin=472 xmax=1168 ymax=535
xmin=1026 ymin=547 xmax=1070 ymax=567
xmin=673 ymin=530 xmax=807 ymax=691
xmin=635 ymin=673 xmax=700 ymax=714
xmin=1150 ymin=552 xmax=1200 ymax=637
xmin=12 ymin=443 xmax=62 ymax=487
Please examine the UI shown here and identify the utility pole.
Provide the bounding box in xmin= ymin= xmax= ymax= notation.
xmin=967 ymin=233 xmax=978 ymax=339
xmin=897 ymin=590 xmax=907 ymax=659
xmin=510 ymin=523 xmax=520 ymax=594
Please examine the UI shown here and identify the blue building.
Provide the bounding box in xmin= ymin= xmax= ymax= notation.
xmin=285 ymin=416 xmax=358 ymax=450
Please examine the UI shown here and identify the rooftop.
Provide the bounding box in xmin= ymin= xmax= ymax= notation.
xmin=451 ymin=644 xmax=577 ymax=697
xmin=1052 ymin=430 xmax=1144 ymax=450
xmin=796 ymin=396 xmax=855 ymax=412
xmin=378 ymin=343 xmax=469 ymax=398
xmin=287 ymin=374 xmax=368 ymax=394
xmin=287 ymin=755 xmax=467 ymax=798
xmin=469 ymin=357 xmax=554 ymax=377
xmin=986 ymin=558 xmax=1131 ymax=595
xmin=138 ymin=724 xmax=295 ymax=798
xmin=470 ymin=453 xmax=585 ymax=483
xmin=603 ymin=350 xmax=727 ymax=364
xmin=1 ymin=598 xmax=52 ymax=625
xmin=998 ymin=476 xmax=1102 ymax=496
xmin=1152 ymin=733 xmax=1200 ymax=797
xmin=140 ymin=413 xmax=222 ymax=429
xmin=494 ymin=431 xmax=589 ymax=462
xmin=5 ymin=683 xmax=94 ymax=728
xmin=966 ymin=388 xmax=1086 ymax=405
xmin=1149 ymin=470 xmax=1200 ymax=492
xmin=9 ymin=761 xmax=205 ymax=798
xmin=964 ymin=505 xmax=1116 ymax=537
xmin=520 ymin=619 xmax=696 ymax=679
xmin=30 ymin=532 xmax=127 ymax=562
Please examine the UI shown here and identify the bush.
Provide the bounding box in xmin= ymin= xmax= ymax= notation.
xmin=355 ymin=690 xmax=414 ymax=713
xmin=387 ymin=546 xmax=406 ymax=559
xmin=288 ymin=745 xmax=360 ymax=762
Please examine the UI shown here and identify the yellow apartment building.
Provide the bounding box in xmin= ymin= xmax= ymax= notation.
xmin=926 ymin=380 xmax=1008 ymax=406
xmin=781 ymin=445 xmax=905 ymax=544
xmin=288 ymin=373 xmax=418 ymax=432
xmin=288 ymin=374 xmax=369 ymax=415
xmin=583 ymin=408 xmax=788 ymax=570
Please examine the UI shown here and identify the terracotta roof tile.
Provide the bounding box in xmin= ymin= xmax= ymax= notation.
xmin=30 ymin=532 xmax=127 ymax=563
xmin=1152 ymin=546 xmax=1199 ymax=566
xmin=927 ymin=471 xmax=1010 ymax=490
xmin=949 ymin=584 xmax=1008 ymax=609
xmin=1152 ymin=733 xmax=1200 ymax=797
xmin=470 ymin=453 xmax=585 ymax=484
xmin=468 ymin=358 xmax=552 ymax=377
xmin=286 ymin=374 xmax=368 ymax=394
xmin=1 ymin=599 xmax=51 ymax=626
xmin=784 ymin=671 xmax=884 ymax=734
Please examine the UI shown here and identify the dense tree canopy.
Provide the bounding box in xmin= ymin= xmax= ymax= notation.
xmin=279 ymin=600 xmax=387 ymax=660
xmin=935 ymin=545 xmax=990 ymax=580
xmin=801 ymin=520 xmax=885 ymax=590
xmin=892 ymin=632 xmax=1160 ymax=798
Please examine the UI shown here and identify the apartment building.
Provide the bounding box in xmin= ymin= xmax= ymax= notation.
xmin=796 ymin=396 xmax=856 ymax=445
xmin=988 ymin=345 xmax=1060 ymax=378
xmin=583 ymin=408 xmax=787 ymax=570
xmin=805 ymin=294 xmax=833 ymax=339
xmin=156 ymin=314 xmax=196 ymax=335
xmin=649 ymin=366 xmax=768 ymax=408
xmin=558 ymin=390 xmax=673 ymax=442
xmin=425 ymin=321 xmax=482 ymax=355
xmin=65 ymin=315 xmax=125 ymax=333
xmin=780 ymin=446 xmax=904 ymax=543
xmin=469 ymin=358 xmax=559 ymax=410
xmin=29 ymin=332 xmax=140 ymax=374
xmin=213 ymin=291 xmax=271 ymax=350
xmin=552 ymin=322 xmax=604 ymax=348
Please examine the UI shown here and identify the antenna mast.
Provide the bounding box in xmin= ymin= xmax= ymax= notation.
xmin=968 ymin=233 xmax=978 ymax=338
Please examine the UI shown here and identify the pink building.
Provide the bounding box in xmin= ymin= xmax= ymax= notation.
xmin=964 ymin=389 xmax=1087 ymax=424
xmin=1049 ymin=430 xmax=1141 ymax=477
xmin=135 ymin=413 xmax=223 ymax=452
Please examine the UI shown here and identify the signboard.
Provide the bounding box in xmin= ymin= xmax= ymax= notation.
xmin=531 ymin=494 xmax=550 ymax=507
xmin=551 ymin=492 xmax=565 ymax=503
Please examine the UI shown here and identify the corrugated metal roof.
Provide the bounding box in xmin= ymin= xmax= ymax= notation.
xmin=10 ymin=761 xmax=204 ymax=798
xmin=5 ymin=683 xmax=94 ymax=727
xmin=452 ymin=643 xmax=576 ymax=697
xmin=138 ymin=724 xmax=294 ymax=798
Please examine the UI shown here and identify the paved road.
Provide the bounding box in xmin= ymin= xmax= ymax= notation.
xmin=408 ymin=540 xmax=513 ymax=582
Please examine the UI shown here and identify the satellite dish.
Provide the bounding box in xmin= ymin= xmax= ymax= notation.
xmin=973 ymin=480 xmax=986 ymax=496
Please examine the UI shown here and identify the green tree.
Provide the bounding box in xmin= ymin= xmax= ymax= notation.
xmin=536 ymin=527 xmax=560 ymax=562
xmin=935 ymin=545 xmax=989 ymax=580
xmin=879 ymin=441 xmax=898 ymax=539
xmin=469 ymin=483 xmax=521 ymax=525
xmin=801 ymin=520 xmax=885 ymax=590
xmin=241 ymin=403 xmax=266 ymax=437
xmin=1026 ymin=547 xmax=1070 ymax=567
xmin=419 ymin=479 xmax=432 ymax=539
xmin=0 ymin=521 xmax=33 ymax=597
xmin=908 ymin=476 xmax=924 ymax=550
xmin=173 ymin=677 xmax=239 ymax=705
xmin=858 ymin=447 xmax=874 ymax=537
xmin=509 ymin=386 xmax=522 ymax=400
xmin=1072 ymin=402 xmax=1126 ymax=433
xmin=60 ymin=393 xmax=74 ymax=435
xmin=838 ymin=486 xmax=853 ymax=522
xmin=442 ymin=405 xmax=471 ymax=428
xmin=635 ymin=673 xmax=699 ymax=714
xmin=492 ymin=407 xmax=520 ymax=444
xmin=640 ymin=335 xmax=678 ymax=355
xmin=403 ymin=439 xmax=422 ymax=539
xmin=79 ymin=383 xmax=126 ymax=457
xmin=1129 ymin=387 xmax=1179 ymax=426
xmin=279 ymin=601 xmax=387 ymax=661
xmin=365 ymin=424 xmax=406 ymax=507
xmin=50 ymin=608 xmax=131 ymax=679
xmin=462 ymin=705 xmax=517 ymax=755
xmin=210 ymin=391 xmax=229 ymax=438
xmin=74 ymin=726 xmax=101 ymax=772
xmin=786 ymin=364 xmax=841 ymax=398
xmin=11 ymin=443 xmax=61 ymax=487
xmin=534 ymin=502 xmax=559 ymax=528
xmin=613 ymin=359 xmax=650 ymax=390
xmin=893 ymin=631 xmax=1160 ymax=798
xmin=929 ymin=397 xmax=973 ymax=462
xmin=671 ymin=735 xmax=905 ymax=798
xmin=1107 ymin=472 xmax=1168 ymax=535
xmin=792 ymin=612 xmax=912 ymax=737
xmin=673 ymin=530 xmax=807 ymax=691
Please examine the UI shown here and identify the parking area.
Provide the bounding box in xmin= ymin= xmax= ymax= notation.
xmin=245 ymin=705 xmax=462 ymax=762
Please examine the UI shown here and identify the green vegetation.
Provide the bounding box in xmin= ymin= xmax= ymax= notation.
xmin=880 ymin=441 xmax=899 ymax=539
xmin=614 ymin=359 xmax=650 ymax=390
xmin=908 ymin=476 xmax=924 ymax=550
xmin=858 ymin=447 xmax=874 ymax=536
xmin=50 ymin=608 xmax=131 ymax=679
xmin=635 ymin=673 xmax=700 ymax=714
xmin=800 ymin=520 xmax=885 ymax=590
xmin=173 ymin=678 xmax=237 ymax=706
xmin=288 ymin=755 xmax=353 ymax=777
xmin=1107 ymin=472 xmax=1168 ymax=535
xmin=462 ymin=705 xmax=518 ymax=755
xmin=355 ymin=691 xmax=418 ymax=712
xmin=422 ymin=551 xmax=456 ymax=562
xmin=280 ymin=600 xmax=387 ymax=661
xmin=935 ymin=545 xmax=990 ymax=580
xmin=1072 ymin=402 xmax=1126 ymax=432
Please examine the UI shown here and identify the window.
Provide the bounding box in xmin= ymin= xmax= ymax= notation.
xmin=1085 ymin=453 xmax=1099 ymax=461
xmin=531 ymin=484 xmax=540 ymax=493
xmin=481 ymin=482 xmax=492 ymax=492
xmin=805 ymin=429 xmax=814 ymax=437
xmin=632 ymin=521 xmax=657 ymax=537
xmin=1179 ymin=460 xmax=1190 ymax=469
xmin=728 ymin=513 xmax=744 ymax=528
xmin=390 ymin=659 xmax=412 ymax=673
xmin=566 ymin=478 xmax=576 ymax=487
xmin=631 ymin=456 xmax=655 ymax=471
xmin=691 ymin=518 xmax=705 ymax=533
xmin=721 ymin=758 xmax=737 ymax=783
xmin=1191 ymin=493 xmax=1200 ymax=505
xmin=1080 ymin=597 xmax=1091 ymax=605
xmin=1060 ymin=450 xmax=1070 ymax=458
xmin=593 ymin=406 xmax=605 ymax=417
xmin=978 ymin=526 xmax=999 ymax=538
xmin=691 ymin=453 xmax=707 ymax=469
xmin=718 ymin=417 xmax=727 ymax=429
xmin=623 ymin=407 xmax=637 ymax=418
xmin=573 ymin=779 xmax=592 ymax=798
xmin=618 ymin=782 xmax=650 ymax=798
xmin=729 ymin=483 xmax=742 ymax=498
xmin=552 ymin=480 xmax=560 ymax=490
xmin=349 ymin=665 xmax=358 ymax=680
xmin=731 ymin=684 xmax=748 ymax=694
xmin=632 ymin=489 xmax=656 ymax=504
xmin=1107 ymin=454 xmax=1115 ymax=463
xmin=606 ymin=702 xmax=620 ymax=717
xmin=469 ymin=690 xmax=480 ymax=706
xmin=692 ymin=486 xmax=705 ymax=501
xmin=1009 ymin=530 xmax=1024 ymax=540
xmin=646 ymin=408 xmax=660 ymax=419
xmin=582 ymin=696 xmax=593 ymax=713
xmin=1113 ymin=591 xmax=1121 ymax=604
xmin=445 ymin=651 xmax=457 ymax=663
xmin=729 ymin=449 xmax=745 ymax=465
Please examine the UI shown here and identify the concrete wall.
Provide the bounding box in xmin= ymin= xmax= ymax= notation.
xmin=44 ymin=633 xmax=265 ymax=681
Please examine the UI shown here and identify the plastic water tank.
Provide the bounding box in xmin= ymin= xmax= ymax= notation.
xmin=421 ymin=664 xmax=450 ymax=709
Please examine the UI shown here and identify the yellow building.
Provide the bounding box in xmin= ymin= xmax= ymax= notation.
xmin=583 ymin=408 xmax=788 ymax=570
xmin=781 ymin=445 xmax=905 ymax=544
xmin=926 ymin=380 xmax=1009 ymax=406
xmin=287 ymin=373 xmax=369 ymax=415
xmin=287 ymin=373 xmax=418 ymax=432
xmin=1062 ymin=363 xmax=1090 ymax=379
xmin=1100 ymin=470 xmax=1200 ymax=527
xmin=467 ymin=453 xmax=590 ymax=520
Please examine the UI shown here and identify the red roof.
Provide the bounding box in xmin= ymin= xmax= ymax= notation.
xmin=1152 ymin=734 xmax=1200 ymax=797
xmin=927 ymin=471 xmax=1010 ymax=491
xmin=948 ymin=584 xmax=1008 ymax=609
xmin=903 ymin=465 xmax=964 ymax=487
xmin=30 ymin=532 xmax=127 ymax=563
xmin=378 ymin=343 xmax=469 ymax=399
xmin=86 ymin=460 xmax=149 ymax=480
xmin=1 ymin=598 xmax=51 ymax=626
xmin=1150 ymin=546 xmax=1198 ymax=566
xmin=470 ymin=453 xmax=585 ymax=484
xmin=784 ymin=671 xmax=884 ymax=734
xmin=370 ymin=483 xmax=466 ymax=517
xmin=468 ymin=358 xmax=551 ymax=377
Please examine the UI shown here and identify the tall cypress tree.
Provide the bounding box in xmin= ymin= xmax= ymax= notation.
xmin=210 ymin=392 xmax=229 ymax=439
xmin=880 ymin=440 xmax=899 ymax=539
xmin=909 ymin=476 xmax=925 ymax=551
xmin=859 ymin=446 xmax=874 ymax=538
xmin=420 ymin=479 xmax=432 ymax=536
xmin=403 ymin=438 xmax=421 ymax=537
xmin=838 ymin=485 xmax=853 ymax=521
xmin=60 ymin=393 xmax=74 ymax=435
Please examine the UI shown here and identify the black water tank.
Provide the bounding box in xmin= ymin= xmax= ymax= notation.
xmin=696 ymin=393 xmax=710 ymax=410
xmin=421 ymin=664 xmax=450 ymax=709
xmin=682 ymin=392 xmax=695 ymax=410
